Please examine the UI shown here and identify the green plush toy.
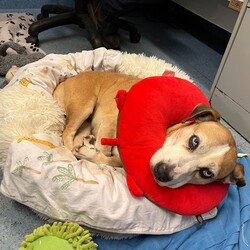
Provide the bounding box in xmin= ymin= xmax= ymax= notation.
xmin=19 ymin=222 xmax=98 ymax=250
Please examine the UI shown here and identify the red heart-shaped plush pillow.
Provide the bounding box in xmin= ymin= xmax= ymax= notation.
xmin=102 ymin=76 xmax=229 ymax=216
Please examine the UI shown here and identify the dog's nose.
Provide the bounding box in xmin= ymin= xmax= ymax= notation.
xmin=153 ymin=162 xmax=174 ymax=182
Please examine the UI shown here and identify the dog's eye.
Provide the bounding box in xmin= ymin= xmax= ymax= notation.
xmin=188 ymin=135 xmax=200 ymax=150
xmin=199 ymin=168 xmax=214 ymax=179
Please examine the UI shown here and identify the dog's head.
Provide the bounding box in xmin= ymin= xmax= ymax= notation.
xmin=150 ymin=104 xmax=246 ymax=188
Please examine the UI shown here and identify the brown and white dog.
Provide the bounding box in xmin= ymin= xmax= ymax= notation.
xmin=53 ymin=71 xmax=140 ymax=167
xmin=150 ymin=104 xmax=246 ymax=188
xmin=53 ymin=71 xmax=246 ymax=188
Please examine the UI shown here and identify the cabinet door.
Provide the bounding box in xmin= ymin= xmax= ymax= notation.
xmin=210 ymin=6 xmax=250 ymax=141
xmin=215 ymin=7 xmax=250 ymax=111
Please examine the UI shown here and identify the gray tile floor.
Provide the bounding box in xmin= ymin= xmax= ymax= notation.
xmin=0 ymin=6 xmax=249 ymax=249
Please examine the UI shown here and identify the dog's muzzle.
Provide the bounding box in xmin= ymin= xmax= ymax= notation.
xmin=152 ymin=162 xmax=175 ymax=183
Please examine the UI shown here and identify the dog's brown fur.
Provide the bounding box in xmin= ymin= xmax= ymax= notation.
xmin=150 ymin=104 xmax=246 ymax=188
xmin=53 ymin=71 xmax=140 ymax=167
xmin=54 ymin=72 xmax=246 ymax=188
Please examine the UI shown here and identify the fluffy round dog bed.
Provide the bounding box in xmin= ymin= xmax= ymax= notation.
xmin=0 ymin=48 xmax=217 ymax=237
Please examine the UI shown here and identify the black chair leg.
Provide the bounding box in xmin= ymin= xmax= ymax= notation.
xmin=27 ymin=11 xmax=76 ymax=45
xmin=39 ymin=5 xmax=74 ymax=19
xmin=118 ymin=19 xmax=141 ymax=43
xmin=26 ymin=0 xmax=141 ymax=49
xmin=78 ymin=14 xmax=104 ymax=48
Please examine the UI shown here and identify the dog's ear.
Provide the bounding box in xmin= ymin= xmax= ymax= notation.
xmin=222 ymin=163 xmax=246 ymax=187
xmin=182 ymin=104 xmax=221 ymax=123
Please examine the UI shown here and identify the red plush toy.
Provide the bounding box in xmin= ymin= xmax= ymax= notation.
xmin=102 ymin=76 xmax=229 ymax=216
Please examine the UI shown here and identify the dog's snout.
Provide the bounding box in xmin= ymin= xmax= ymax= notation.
xmin=153 ymin=162 xmax=174 ymax=182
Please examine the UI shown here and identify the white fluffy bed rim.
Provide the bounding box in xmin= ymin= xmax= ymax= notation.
xmin=0 ymin=48 xmax=216 ymax=236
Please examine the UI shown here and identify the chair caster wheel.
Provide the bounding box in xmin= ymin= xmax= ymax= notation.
xmin=37 ymin=13 xmax=47 ymax=20
xmin=130 ymin=32 xmax=141 ymax=43
xmin=90 ymin=37 xmax=104 ymax=49
xmin=26 ymin=35 xmax=39 ymax=46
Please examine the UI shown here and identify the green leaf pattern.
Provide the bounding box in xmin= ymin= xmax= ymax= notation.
xmin=37 ymin=152 xmax=54 ymax=166
xmin=13 ymin=152 xmax=98 ymax=189
xmin=13 ymin=157 xmax=29 ymax=176
xmin=52 ymin=164 xmax=98 ymax=190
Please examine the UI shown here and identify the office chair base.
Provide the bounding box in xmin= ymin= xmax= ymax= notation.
xmin=26 ymin=2 xmax=140 ymax=49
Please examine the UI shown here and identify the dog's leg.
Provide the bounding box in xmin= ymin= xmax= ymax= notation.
xmin=73 ymin=121 xmax=92 ymax=149
xmin=95 ymin=115 xmax=117 ymax=156
xmin=63 ymin=102 xmax=95 ymax=151
xmin=94 ymin=154 xmax=122 ymax=167
xmin=73 ymin=136 xmax=122 ymax=167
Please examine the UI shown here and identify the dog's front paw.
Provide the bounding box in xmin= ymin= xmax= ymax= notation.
xmin=83 ymin=135 xmax=96 ymax=148
xmin=73 ymin=145 xmax=98 ymax=160
xmin=73 ymin=135 xmax=96 ymax=151
xmin=72 ymin=135 xmax=98 ymax=161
